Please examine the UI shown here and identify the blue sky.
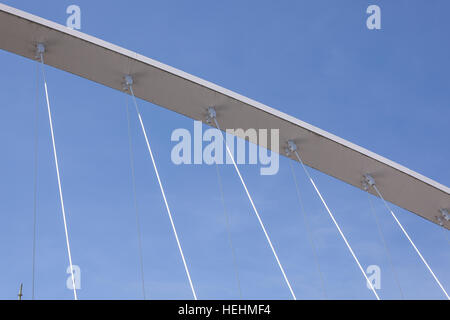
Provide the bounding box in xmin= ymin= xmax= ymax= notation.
xmin=0 ymin=0 xmax=448 ymax=300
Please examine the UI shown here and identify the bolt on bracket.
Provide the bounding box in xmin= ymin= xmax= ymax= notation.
xmin=35 ymin=43 xmax=45 ymax=59
xmin=440 ymin=208 xmax=449 ymax=222
xmin=287 ymin=140 xmax=297 ymax=153
xmin=123 ymin=75 xmax=133 ymax=91
xmin=206 ymin=106 xmax=216 ymax=124
xmin=285 ymin=147 xmax=291 ymax=156
xmin=363 ymin=174 xmax=376 ymax=188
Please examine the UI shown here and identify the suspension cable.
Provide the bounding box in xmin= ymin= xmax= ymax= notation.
xmin=125 ymin=77 xmax=197 ymax=300
xmin=365 ymin=191 xmax=404 ymax=299
xmin=214 ymin=161 xmax=243 ymax=298
xmin=124 ymin=95 xmax=147 ymax=299
xmin=32 ymin=62 xmax=39 ymax=300
xmin=37 ymin=45 xmax=77 ymax=300
xmin=288 ymin=159 xmax=327 ymax=299
xmin=208 ymin=108 xmax=296 ymax=300
xmin=364 ymin=175 xmax=449 ymax=300
xmin=288 ymin=141 xmax=380 ymax=300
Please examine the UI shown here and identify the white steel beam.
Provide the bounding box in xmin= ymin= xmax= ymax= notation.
xmin=0 ymin=3 xmax=448 ymax=229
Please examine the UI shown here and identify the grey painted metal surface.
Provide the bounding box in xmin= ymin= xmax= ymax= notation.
xmin=0 ymin=3 xmax=448 ymax=229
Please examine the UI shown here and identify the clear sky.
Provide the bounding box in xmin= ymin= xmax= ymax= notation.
xmin=0 ymin=0 xmax=448 ymax=300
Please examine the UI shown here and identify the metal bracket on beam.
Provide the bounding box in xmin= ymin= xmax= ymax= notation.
xmin=285 ymin=147 xmax=291 ymax=157
xmin=285 ymin=140 xmax=298 ymax=158
xmin=362 ymin=180 xmax=369 ymax=191
xmin=440 ymin=209 xmax=450 ymax=222
xmin=363 ymin=174 xmax=376 ymax=188
xmin=35 ymin=42 xmax=45 ymax=59
xmin=436 ymin=209 xmax=449 ymax=227
xmin=123 ymin=75 xmax=133 ymax=91
xmin=206 ymin=106 xmax=216 ymax=124
xmin=287 ymin=140 xmax=297 ymax=153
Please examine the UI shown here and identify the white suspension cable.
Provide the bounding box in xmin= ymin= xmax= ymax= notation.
xmin=288 ymin=159 xmax=327 ymax=299
xmin=214 ymin=161 xmax=243 ymax=299
xmin=364 ymin=175 xmax=449 ymax=300
xmin=125 ymin=77 xmax=197 ymax=300
xmin=32 ymin=62 xmax=39 ymax=300
xmin=124 ymin=95 xmax=147 ymax=299
xmin=288 ymin=141 xmax=380 ymax=300
xmin=37 ymin=44 xmax=77 ymax=300
xmin=208 ymin=107 xmax=296 ymax=300
xmin=365 ymin=191 xmax=404 ymax=298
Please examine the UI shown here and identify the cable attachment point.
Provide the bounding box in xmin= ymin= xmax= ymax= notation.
xmin=285 ymin=140 xmax=297 ymax=157
xmin=35 ymin=43 xmax=45 ymax=59
xmin=362 ymin=180 xmax=369 ymax=191
xmin=123 ymin=75 xmax=133 ymax=91
xmin=363 ymin=174 xmax=376 ymax=189
xmin=206 ymin=106 xmax=216 ymax=124
xmin=435 ymin=209 xmax=449 ymax=226
xmin=439 ymin=209 xmax=450 ymax=222
xmin=285 ymin=147 xmax=291 ymax=156
xmin=287 ymin=140 xmax=297 ymax=153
